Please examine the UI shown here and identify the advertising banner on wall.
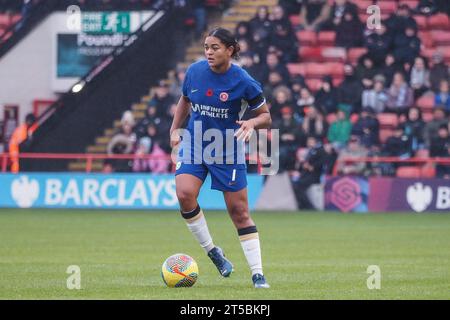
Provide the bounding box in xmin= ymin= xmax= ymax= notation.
xmin=369 ymin=177 xmax=450 ymax=212
xmin=0 ymin=173 xmax=264 ymax=210
xmin=52 ymin=11 xmax=157 ymax=91
xmin=325 ymin=176 xmax=369 ymax=213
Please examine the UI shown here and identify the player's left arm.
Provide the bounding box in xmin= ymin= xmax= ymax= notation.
xmin=235 ymin=101 xmax=272 ymax=142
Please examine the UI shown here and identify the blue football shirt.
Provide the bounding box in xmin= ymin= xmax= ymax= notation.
xmin=179 ymin=60 xmax=266 ymax=165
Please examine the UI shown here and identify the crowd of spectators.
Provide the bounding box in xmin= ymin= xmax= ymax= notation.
xmin=104 ymin=0 xmax=450 ymax=201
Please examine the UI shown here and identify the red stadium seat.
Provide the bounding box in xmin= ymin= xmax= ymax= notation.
xmin=414 ymin=15 xmax=428 ymax=30
xmin=416 ymin=95 xmax=435 ymax=110
xmin=430 ymin=31 xmax=450 ymax=46
xmin=396 ymin=166 xmax=422 ymax=178
xmin=400 ymin=0 xmax=419 ymax=10
xmin=378 ymin=1 xmax=397 ymax=14
xmin=0 ymin=14 xmax=10 ymax=27
xmin=377 ymin=113 xmax=399 ymax=129
xmin=326 ymin=62 xmax=345 ymax=78
xmin=347 ymin=48 xmax=368 ymax=65
xmin=322 ymin=47 xmax=346 ymax=62
xmin=317 ymin=31 xmax=336 ymax=46
xmin=379 ymin=129 xmax=395 ymax=144
xmin=356 ymin=0 xmax=374 ymax=14
xmin=305 ymin=62 xmax=329 ymax=78
xmin=287 ymin=63 xmax=306 ymax=76
xmin=418 ymin=31 xmax=434 ymax=48
xmin=299 ymin=47 xmax=323 ymax=62
xmin=421 ymin=165 xmax=436 ymax=178
xmin=428 ymin=13 xmax=449 ymax=30
xmin=296 ymin=30 xmax=317 ymax=46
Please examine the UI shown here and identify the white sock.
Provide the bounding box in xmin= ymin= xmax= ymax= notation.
xmin=182 ymin=206 xmax=215 ymax=253
xmin=239 ymin=226 xmax=263 ymax=276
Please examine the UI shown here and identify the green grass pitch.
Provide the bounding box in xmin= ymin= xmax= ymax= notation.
xmin=0 ymin=208 xmax=449 ymax=299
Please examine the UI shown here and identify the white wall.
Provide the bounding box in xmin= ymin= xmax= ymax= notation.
xmin=0 ymin=14 xmax=59 ymax=123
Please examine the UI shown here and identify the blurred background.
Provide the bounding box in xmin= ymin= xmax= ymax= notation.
xmin=0 ymin=0 xmax=449 ymax=213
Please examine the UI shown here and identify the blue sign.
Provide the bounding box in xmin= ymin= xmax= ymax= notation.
xmin=0 ymin=173 xmax=263 ymax=210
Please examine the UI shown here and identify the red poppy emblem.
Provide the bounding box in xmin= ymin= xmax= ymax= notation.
xmin=206 ymin=89 xmax=213 ymax=97
xmin=219 ymin=92 xmax=229 ymax=102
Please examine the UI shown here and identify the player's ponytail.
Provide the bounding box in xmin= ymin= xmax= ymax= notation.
xmin=208 ymin=27 xmax=241 ymax=60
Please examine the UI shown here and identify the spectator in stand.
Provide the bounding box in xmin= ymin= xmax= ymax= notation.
xmin=234 ymin=21 xmax=253 ymax=44
xmin=291 ymin=135 xmax=328 ymax=210
xmin=383 ymin=125 xmax=413 ymax=160
xmin=334 ymin=7 xmax=364 ymax=48
xmin=337 ymin=64 xmax=363 ymax=113
xmin=362 ymin=74 xmax=389 ymax=114
xmin=355 ymin=55 xmax=378 ymax=89
xmin=262 ymin=71 xmax=287 ymax=104
xmin=301 ymin=106 xmax=327 ymax=141
xmin=240 ymin=52 xmax=262 ymax=82
xmin=147 ymin=80 xmax=175 ymax=120
xmin=434 ymin=79 xmax=450 ymax=113
xmin=270 ymin=5 xmax=291 ymax=30
xmin=429 ymin=124 xmax=450 ymax=178
xmin=429 ymin=51 xmax=449 ymax=93
xmin=402 ymin=106 xmax=426 ymax=152
xmin=260 ymin=52 xmax=291 ymax=86
xmin=274 ymin=106 xmax=304 ymax=172
xmin=290 ymin=75 xmax=307 ymax=103
xmin=410 ymin=56 xmax=431 ymax=99
xmin=379 ymin=53 xmax=403 ymax=88
xmin=168 ymin=66 xmax=186 ymax=98
xmin=336 ymin=135 xmax=369 ymax=175
xmin=364 ymin=22 xmax=392 ymax=67
xmin=190 ymin=0 xmax=207 ymax=39
xmin=327 ymin=106 xmax=352 ymax=150
xmin=393 ymin=23 xmax=421 ymax=65
xmin=314 ymin=75 xmax=338 ymax=115
xmin=424 ymin=107 xmax=448 ymax=147
xmin=278 ymin=0 xmax=304 ymax=16
xmin=106 ymin=111 xmax=136 ymax=172
xmin=132 ymin=137 xmax=153 ymax=173
xmin=385 ymin=72 xmax=414 ymax=115
xmin=249 ymin=5 xmax=273 ymax=42
xmin=251 ymin=27 xmax=270 ymax=64
xmin=269 ymin=85 xmax=293 ymax=120
xmin=385 ymin=4 xmax=418 ymax=38
xmin=351 ymin=106 xmax=380 ymax=149
xmin=269 ymin=22 xmax=298 ymax=63
xmin=296 ymin=87 xmax=315 ymax=117
xmin=415 ymin=0 xmax=439 ymax=16
xmin=299 ymin=0 xmax=331 ymax=32
xmin=320 ymin=0 xmax=359 ymax=31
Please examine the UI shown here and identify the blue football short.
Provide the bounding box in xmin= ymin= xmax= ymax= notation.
xmin=175 ymin=161 xmax=247 ymax=192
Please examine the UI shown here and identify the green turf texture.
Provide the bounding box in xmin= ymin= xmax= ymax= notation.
xmin=0 ymin=209 xmax=449 ymax=299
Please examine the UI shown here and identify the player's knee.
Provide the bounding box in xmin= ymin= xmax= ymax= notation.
xmin=176 ymin=188 xmax=196 ymax=205
xmin=230 ymin=204 xmax=250 ymax=225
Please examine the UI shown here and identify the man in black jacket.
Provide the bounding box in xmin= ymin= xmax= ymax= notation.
xmin=292 ymin=136 xmax=327 ymax=210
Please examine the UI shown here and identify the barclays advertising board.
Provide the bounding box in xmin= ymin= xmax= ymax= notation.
xmin=0 ymin=173 xmax=264 ymax=210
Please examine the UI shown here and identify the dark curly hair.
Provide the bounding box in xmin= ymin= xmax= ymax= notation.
xmin=208 ymin=27 xmax=241 ymax=60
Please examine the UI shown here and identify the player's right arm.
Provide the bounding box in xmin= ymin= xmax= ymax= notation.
xmin=169 ymin=96 xmax=191 ymax=148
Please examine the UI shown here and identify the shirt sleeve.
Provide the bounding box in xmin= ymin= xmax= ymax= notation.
xmin=182 ymin=65 xmax=192 ymax=98
xmin=244 ymin=76 xmax=266 ymax=111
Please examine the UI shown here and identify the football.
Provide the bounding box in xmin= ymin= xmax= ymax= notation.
xmin=161 ymin=253 xmax=199 ymax=288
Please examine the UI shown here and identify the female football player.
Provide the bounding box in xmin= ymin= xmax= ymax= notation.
xmin=169 ymin=27 xmax=272 ymax=288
